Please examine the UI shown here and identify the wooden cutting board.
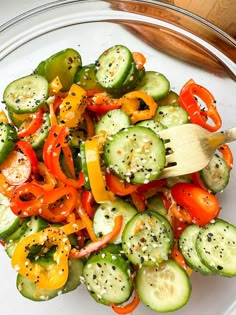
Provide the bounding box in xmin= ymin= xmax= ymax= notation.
xmin=172 ymin=0 xmax=236 ymax=37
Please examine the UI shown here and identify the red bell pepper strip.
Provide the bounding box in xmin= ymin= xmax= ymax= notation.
xmin=69 ymin=215 xmax=123 ymax=258
xmin=105 ymin=172 xmax=138 ymax=196
xmin=86 ymin=89 xmax=122 ymax=115
xmin=10 ymin=183 xmax=45 ymax=217
xmin=16 ymin=140 xmax=38 ymax=175
xmin=81 ymin=190 xmax=97 ymax=219
xmin=40 ymin=185 xmax=78 ymax=222
xmin=110 ymin=288 xmax=140 ymax=314
xmin=77 ymin=204 xmax=98 ymax=242
xmin=130 ymin=191 xmax=146 ymax=212
xmin=32 ymin=162 xmax=57 ymax=191
xmin=83 ymin=110 xmax=95 ymax=137
xmin=179 ymin=79 xmax=222 ymax=132
xmin=17 ymin=108 xmax=43 ymax=138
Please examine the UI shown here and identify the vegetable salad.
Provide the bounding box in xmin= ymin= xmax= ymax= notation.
xmin=0 ymin=45 xmax=235 ymax=314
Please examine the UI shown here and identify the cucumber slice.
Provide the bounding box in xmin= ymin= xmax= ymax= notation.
xmin=95 ymin=45 xmax=133 ymax=90
xmin=178 ymin=224 xmax=214 ymax=275
xmin=136 ymin=119 xmax=165 ymax=135
xmin=196 ymin=219 xmax=236 ymax=277
xmin=200 ymin=154 xmax=230 ymax=193
xmin=23 ymin=113 xmax=50 ymax=150
xmin=154 ymin=105 xmax=189 ymax=128
xmin=146 ymin=194 xmax=167 ymax=216
xmin=0 ymin=193 xmax=20 ymax=240
xmin=0 ymin=122 xmax=17 ymax=165
xmin=74 ymin=63 xmax=101 ymax=90
xmin=158 ymin=90 xmax=179 ymax=106
xmin=95 ymin=109 xmax=130 ymax=136
xmin=5 ymin=215 xmax=49 ymax=258
xmin=63 ymin=258 xmax=84 ymax=293
xmin=135 ymin=71 xmax=170 ymax=101
xmin=103 ymin=125 xmax=166 ymax=184
xmin=122 ymin=210 xmax=173 ymax=266
xmin=17 ymin=273 xmax=63 ymax=301
xmin=35 ymin=48 xmax=82 ymax=91
xmin=93 ymin=197 xmax=137 ymax=244
xmin=3 ymin=75 xmax=48 ymax=114
xmin=136 ymin=259 xmax=191 ymax=312
xmin=83 ymin=250 xmax=132 ymax=305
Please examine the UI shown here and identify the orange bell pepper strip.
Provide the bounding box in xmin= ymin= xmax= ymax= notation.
xmin=69 ymin=215 xmax=123 ymax=258
xmin=77 ymin=204 xmax=98 ymax=242
xmin=0 ymin=173 xmax=14 ymax=197
xmin=218 ymin=143 xmax=233 ymax=170
xmin=179 ymin=79 xmax=222 ymax=132
xmin=59 ymin=84 xmax=87 ymax=128
xmin=81 ymin=190 xmax=97 ymax=219
xmin=170 ymin=246 xmax=192 ymax=276
xmin=60 ymin=220 xmax=86 ymax=235
xmin=110 ymin=288 xmax=140 ymax=314
xmin=33 ymin=161 xmax=57 ymax=191
xmin=11 ymin=226 xmax=71 ymax=290
xmin=83 ymin=110 xmax=95 ymax=137
xmin=121 ymin=91 xmax=157 ymax=124
xmin=130 ymin=191 xmax=146 ymax=212
xmin=40 ymin=185 xmax=78 ymax=222
xmin=132 ymin=51 xmax=146 ymax=71
xmin=84 ymin=137 xmax=115 ymax=203
xmin=0 ymin=111 xmax=9 ymax=123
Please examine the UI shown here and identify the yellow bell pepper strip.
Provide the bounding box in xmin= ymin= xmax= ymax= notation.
xmin=49 ymin=76 xmax=63 ymax=95
xmin=121 ymin=91 xmax=157 ymax=124
xmin=59 ymin=84 xmax=87 ymax=128
xmin=69 ymin=215 xmax=123 ymax=258
xmin=11 ymin=226 xmax=71 ymax=290
xmin=60 ymin=220 xmax=86 ymax=235
xmin=0 ymin=111 xmax=9 ymax=123
xmin=84 ymin=137 xmax=115 ymax=203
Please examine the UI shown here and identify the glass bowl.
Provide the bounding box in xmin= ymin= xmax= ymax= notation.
xmin=0 ymin=1 xmax=235 ymax=315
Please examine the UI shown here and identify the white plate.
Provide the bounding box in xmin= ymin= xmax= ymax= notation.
xmin=0 ymin=1 xmax=236 ymax=315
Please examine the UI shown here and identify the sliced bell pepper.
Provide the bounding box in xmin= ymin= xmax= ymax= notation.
xmin=49 ymin=76 xmax=63 ymax=95
xmin=170 ymin=247 xmax=192 ymax=276
xmin=77 ymin=204 xmax=98 ymax=242
xmin=179 ymin=79 xmax=222 ymax=132
xmin=130 ymin=191 xmax=146 ymax=212
xmin=0 ymin=110 xmax=9 ymax=123
xmin=43 ymin=126 xmax=83 ymax=188
xmin=168 ymin=202 xmax=192 ymax=224
xmin=83 ymin=110 xmax=95 ymax=137
xmin=40 ymin=185 xmax=78 ymax=222
xmin=110 ymin=288 xmax=140 ymax=314
xmin=16 ymin=140 xmax=38 ymax=175
xmin=11 ymin=226 xmax=71 ymax=290
xmin=59 ymin=84 xmax=87 ymax=128
xmin=10 ymin=183 xmax=46 ymax=217
xmin=69 ymin=215 xmax=123 ymax=258
xmin=33 ymin=161 xmax=57 ymax=191
xmin=86 ymin=90 xmax=122 ymax=115
xmin=132 ymin=51 xmax=146 ymax=71
xmin=17 ymin=108 xmax=43 ymax=138
xmin=84 ymin=137 xmax=115 ymax=203
xmin=218 ymin=143 xmax=233 ymax=170
xmin=105 ymin=172 xmax=138 ymax=196
xmin=121 ymin=90 xmax=157 ymax=124
xmin=81 ymin=190 xmax=97 ymax=219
